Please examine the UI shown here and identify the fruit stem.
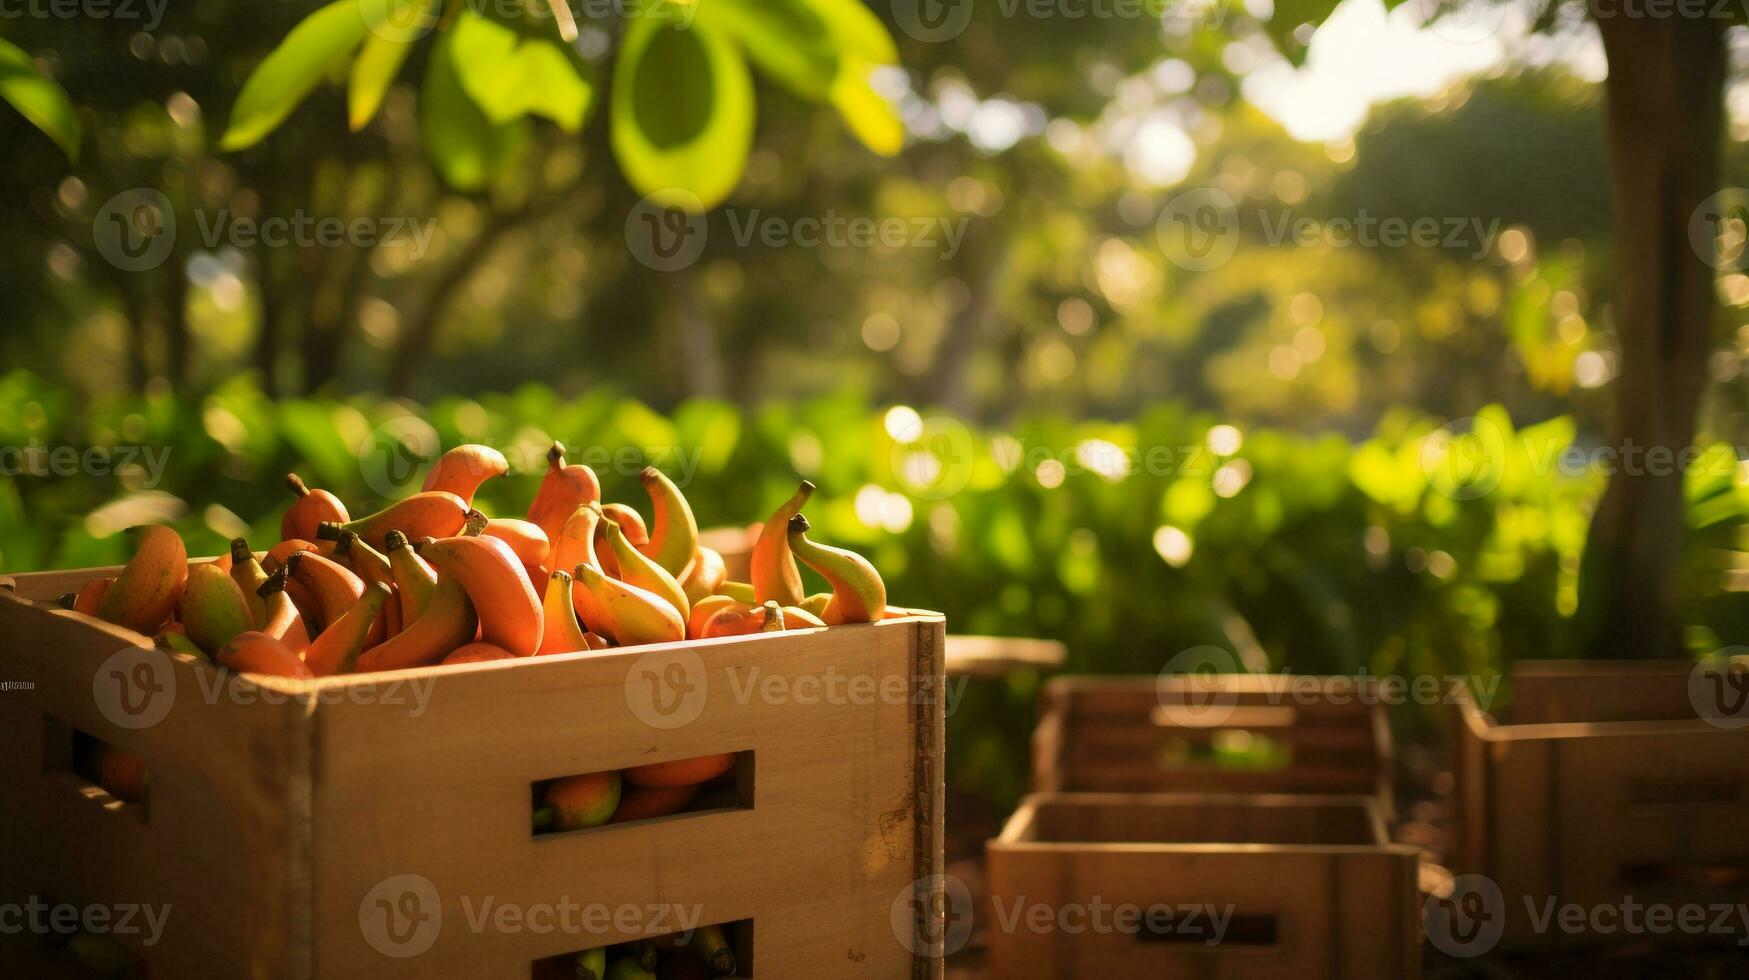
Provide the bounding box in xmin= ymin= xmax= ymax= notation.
xmin=229 ymin=538 xmax=252 ymax=564
xmin=286 ymin=473 xmax=311 ymax=498
xmin=315 ymin=521 xmax=344 ymax=541
xmin=547 ymin=442 xmax=565 ymax=468
xmin=258 ymin=565 xmax=288 ymax=598
xmin=462 ymin=510 xmax=488 ymax=536
xmin=788 ymin=513 xmax=811 ymax=535
xmin=384 ymin=529 xmax=409 ymax=552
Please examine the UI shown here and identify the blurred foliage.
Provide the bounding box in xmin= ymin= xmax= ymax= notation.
xmin=2 ymin=369 xmax=1744 ymax=809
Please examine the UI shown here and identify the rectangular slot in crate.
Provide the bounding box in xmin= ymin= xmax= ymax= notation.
xmin=0 ymin=564 xmax=947 ymax=978
xmin=1033 ymin=675 xmax=1393 ymax=814
xmin=531 ymin=918 xmax=753 ymax=978
xmin=985 ymin=792 xmax=1419 ymax=980
xmin=1451 ymin=659 xmax=1749 ymax=949
xmin=532 ymin=751 xmax=754 ymax=837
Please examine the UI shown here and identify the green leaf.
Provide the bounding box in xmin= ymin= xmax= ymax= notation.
xmin=809 ymin=0 xmax=898 ymax=65
xmin=420 ymin=27 xmax=527 ymax=191
xmin=451 ymin=10 xmax=591 ymax=132
xmin=222 ymin=0 xmax=372 ymax=150
xmin=611 ymin=12 xmax=753 ymax=210
xmin=831 ymin=61 xmax=900 ymax=156
xmin=0 ymin=38 xmax=80 ymax=161
xmin=348 ymin=0 xmax=437 ymax=131
xmin=698 ymin=0 xmax=839 ymax=100
xmin=518 ymin=40 xmax=593 ymax=132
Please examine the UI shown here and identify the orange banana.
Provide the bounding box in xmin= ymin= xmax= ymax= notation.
xmin=285 ymin=551 xmax=365 ymax=635
xmin=304 ymin=582 xmax=392 ymax=676
xmin=421 ymin=443 xmax=509 ymax=504
xmin=263 ymin=537 xmax=329 ymax=572
xmin=700 ymin=600 xmax=782 ymax=638
xmin=319 ymin=491 xmax=472 ymax=550
xmin=355 ymin=577 xmax=477 ymax=672
xmin=601 ymin=516 xmax=688 ymax=621
xmin=574 ymin=563 xmax=683 ymax=647
xmin=71 ymin=577 xmax=114 ymax=617
xmin=687 ymin=595 xmax=742 ymax=639
xmin=637 ymin=467 xmax=698 ymax=578
xmin=442 ymin=642 xmax=516 ymax=665
xmin=420 ymin=535 xmax=543 ymax=655
xmin=750 ymin=481 xmax=814 ymax=606
xmin=217 ymin=630 xmax=313 ymax=679
xmin=787 ymin=514 xmax=885 ymax=624
xmin=538 ymin=570 xmax=590 ymax=655
xmin=680 ymin=545 xmax=728 ymax=606
xmin=483 ymin=517 xmax=551 ymax=571
xmin=256 ymin=566 xmax=311 ymax=651
xmin=281 ymin=473 xmax=349 ymax=543
xmin=96 ymin=525 xmax=188 ymax=635
xmin=549 ymin=506 xmax=600 ymax=577
xmin=526 ymin=442 xmax=602 ymax=546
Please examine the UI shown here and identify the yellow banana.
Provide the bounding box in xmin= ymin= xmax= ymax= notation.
xmin=574 ymin=563 xmax=683 ymax=647
xmin=538 ymin=570 xmax=590 ymax=655
xmin=602 ymin=517 xmax=688 ymax=621
xmin=386 ymin=529 xmax=437 ymax=622
xmin=636 ymin=466 xmax=698 ymax=577
xmin=786 ymin=514 xmax=886 ymax=624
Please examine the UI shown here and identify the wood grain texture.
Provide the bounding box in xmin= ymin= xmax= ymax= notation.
xmin=1451 ymin=660 xmax=1749 ymax=949
xmin=1033 ymin=676 xmax=1393 ymax=817
xmin=0 ymin=563 xmax=947 ymax=978
xmin=985 ymin=793 xmax=1418 ymax=979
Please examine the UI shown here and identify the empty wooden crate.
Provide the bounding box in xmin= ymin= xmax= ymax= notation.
xmin=1451 ymin=659 xmax=1749 ymax=948
xmin=1033 ymin=675 xmax=1392 ymax=810
xmin=0 ymin=565 xmax=947 ymax=978
xmin=986 ymin=793 xmax=1420 ymax=979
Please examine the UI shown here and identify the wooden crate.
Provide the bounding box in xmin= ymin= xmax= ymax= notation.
xmin=1451 ymin=659 xmax=1749 ymax=948
xmin=0 ymin=565 xmax=947 ymax=978
xmin=1033 ymin=675 xmax=1393 ymax=811
xmin=985 ymin=793 xmax=1420 ymax=979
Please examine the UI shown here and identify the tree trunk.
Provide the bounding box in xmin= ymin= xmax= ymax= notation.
xmin=1580 ymin=16 xmax=1725 ymax=658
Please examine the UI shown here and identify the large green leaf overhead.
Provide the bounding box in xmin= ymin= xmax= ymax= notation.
xmin=0 ymin=38 xmax=81 ymax=161
xmin=421 ymin=28 xmax=527 ymax=191
xmin=221 ymin=0 xmax=372 ymax=150
xmin=610 ymin=11 xmax=754 ymax=210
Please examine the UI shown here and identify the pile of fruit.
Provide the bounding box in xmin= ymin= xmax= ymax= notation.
xmin=532 ymin=924 xmax=740 ymax=980
xmin=62 ymin=442 xmax=909 ymax=678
